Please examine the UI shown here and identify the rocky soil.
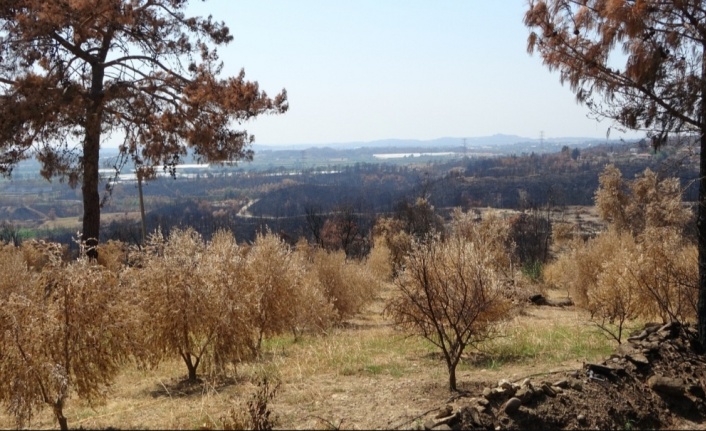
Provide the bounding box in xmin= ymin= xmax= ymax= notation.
xmin=419 ymin=322 xmax=706 ymax=430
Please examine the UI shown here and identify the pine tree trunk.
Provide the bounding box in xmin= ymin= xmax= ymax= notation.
xmin=698 ymin=51 xmax=706 ymax=350
xmin=81 ymin=65 xmax=105 ymax=259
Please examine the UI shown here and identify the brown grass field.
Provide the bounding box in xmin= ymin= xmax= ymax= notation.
xmin=0 ymin=284 xmax=619 ymax=430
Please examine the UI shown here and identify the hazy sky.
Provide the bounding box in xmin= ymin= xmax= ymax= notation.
xmin=186 ymin=1 xmax=644 ymax=146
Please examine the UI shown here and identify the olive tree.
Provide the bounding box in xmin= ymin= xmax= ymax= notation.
xmin=385 ymin=215 xmax=513 ymax=391
xmin=0 ymin=242 xmax=134 ymax=431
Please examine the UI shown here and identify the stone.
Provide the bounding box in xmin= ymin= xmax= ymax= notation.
xmin=553 ymin=379 xmax=569 ymax=389
xmin=521 ymin=378 xmax=532 ymax=388
xmin=435 ymin=405 xmax=453 ymax=419
xmin=498 ymin=379 xmax=513 ymax=390
xmin=461 ymin=406 xmax=485 ymax=427
xmin=577 ymin=414 xmax=586 ymax=423
xmin=503 ymin=397 xmax=522 ymax=415
xmin=640 ymin=341 xmax=660 ymax=352
xmin=424 ymin=419 xmax=437 ymax=430
xmin=482 ymin=387 xmax=492 ymax=397
xmin=626 ymin=353 xmax=650 ymax=366
xmin=515 ymin=386 xmax=533 ymax=403
xmin=431 ymin=425 xmax=452 ymax=431
xmin=541 ymin=383 xmax=557 ymax=397
xmin=570 ymin=379 xmax=583 ymax=391
xmin=568 ymin=370 xmax=580 ymax=379
xmin=474 ymin=397 xmax=490 ymax=407
xmin=648 ymin=375 xmax=685 ymax=396
xmin=688 ymin=385 xmax=706 ymax=399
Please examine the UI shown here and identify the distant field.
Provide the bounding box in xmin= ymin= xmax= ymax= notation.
xmin=37 ymin=212 xmax=141 ymax=230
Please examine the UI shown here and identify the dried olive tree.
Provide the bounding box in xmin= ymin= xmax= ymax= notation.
xmin=385 ymin=224 xmax=513 ymax=391
xmin=524 ymin=0 xmax=706 ymax=344
xmin=0 ymin=242 xmax=134 ymax=431
xmin=0 ymin=0 xmax=287 ymax=255
xmin=135 ymin=228 xmax=256 ymax=382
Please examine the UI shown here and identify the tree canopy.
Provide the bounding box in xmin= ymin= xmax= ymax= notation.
xmin=524 ymin=0 xmax=706 ymax=345
xmin=0 ymin=0 xmax=288 ymax=252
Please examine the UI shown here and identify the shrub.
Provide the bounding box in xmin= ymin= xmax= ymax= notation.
xmin=385 ymin=232 xmax=513 ymax=391
xmin=134 ymin=228 xmax=256 ymax=381
xmin=0 ymin=243 xmax=133 ymax=431
xmin=243 ymin=231 xmax=334 ymax=349
xmin=309 ymin=248 xmax=378 ymax=321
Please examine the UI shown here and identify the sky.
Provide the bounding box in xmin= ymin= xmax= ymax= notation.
xmin=185 ymin=0 xmax=644 ymax=147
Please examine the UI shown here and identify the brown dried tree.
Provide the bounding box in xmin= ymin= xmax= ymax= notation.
xmin=0 ymin=0 xmax=287 ymax=256
xmin=385 ymin=216 xmax=513 ymax=391
xmin=524 ymin=1 xmax=706 ymax=344
xmin=134 ymin=228 xmax=256 ymax=382
xmin=0 ymin=242 xmax=134 ymax=431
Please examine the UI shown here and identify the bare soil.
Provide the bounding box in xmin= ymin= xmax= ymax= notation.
xmin=4 ymin=285 xmax=705 ymax=430
xmin=430 ymin=321 xmax=706 ymax=431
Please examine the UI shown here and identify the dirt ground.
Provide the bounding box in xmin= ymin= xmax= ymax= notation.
xmin=4 ymin=285 xmax=705 ymax=430
xmin=417 ymin=322 xmax=706 ymax=431
xmin=274 ymin=288 xmax=706 ymax=430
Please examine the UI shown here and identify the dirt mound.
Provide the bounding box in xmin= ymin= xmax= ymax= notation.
xmin=420 ymin=322 xmax=706 ymax=430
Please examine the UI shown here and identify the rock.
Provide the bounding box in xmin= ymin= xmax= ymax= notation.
xmin=553 ymin=379 xmax=569 ymax=389
xmin=521 ymin=378 xmax=532 ymax=388
xmin=568 ymin=370 xmax=580 ymax=379
xmin=498 ymin=379 xmax=513 ymax=390
xmin=570 ymin=379 xmax=583 ymax=391
xmin=626 ymin=353 xmax=650 ymax=366
xmin=515 ymin=386 xmax=534 ymax=403
xmin=482 ymin=387 xmax=492 ymax=398
xmin=431 ymin=424 xmax=452 ymax=431
xmin=474 ymin=397 xmax=490 ymax=407
xmin=648 ymin=375 xmax=685 ymax=396
xmin=640 ymin=341 xmax=660 ymax=352
xmin=552 ymin=385 xmax=564 ymax=394
xmin=460 ymin=406 xmax=485 ymax=427
xmin=618 ymin=343 xmax=638 ymax=356
xmin=424 ymin=419 xmax=437 ymax=430
xmin=688 ymin=385 xmax=706 ymax=399
xmin=529 ymin=294 xmax=547 ymax=305
xmin=435 ymin=405 xmax=453 ymax=419
xmin=547 ymin=297 xmax=574 ymax=307
xmin=541 ymin=383 xmax=557 ymax=397
xmin=503 ymin=397 xmax=522 ymax=415
xmin=577 ymin=414 xmax=586 ymax=423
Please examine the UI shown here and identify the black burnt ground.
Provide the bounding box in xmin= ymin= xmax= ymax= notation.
xmin=419 ymin=322 xmax=706 ymax=430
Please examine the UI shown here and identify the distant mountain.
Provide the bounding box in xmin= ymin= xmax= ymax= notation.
xmin=252 ymin=134 xmax=618 ymax=152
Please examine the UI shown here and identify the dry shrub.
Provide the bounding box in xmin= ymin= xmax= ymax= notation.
xmin=0 ymin=244 xmax=133 ymax=431
xmin=309 ymin=248 xmax=379 ymax=321
xmin=547 ymin=166 xmax=697 ymax=342
xmin=243 ymin=231 xmax=334 ymax=349
xmin=0 ymin=244 xmax=28 ymax=297
xmin=595 ymin=165 xmax=692 ymax=237
xmin=220 ymin=378 xmax=280 ymax=431
xmin=385 ymin=234 xmax=513 ymax=391
xmin=372 ymin=216 xmax=413 ymax=277
xmin=366 ymin=233 xmax=393 ymax=282
xmin=544 ymin=229 xmax=626 ymax=306
xmin=133 ymin=228 xmax=256 ymax=381
xmin=19 ymin=239 xmax=68 ymax=271
xmin=96 ymin=239 xmax=129 ymax=272
xmin=450 ymin=208 xmax=514 ymax=277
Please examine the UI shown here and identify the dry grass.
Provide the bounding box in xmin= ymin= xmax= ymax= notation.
xmin=37 ymin=212 xmax=141 ymax=230
xmin=0 ymin=286 xmax=617 ymax=430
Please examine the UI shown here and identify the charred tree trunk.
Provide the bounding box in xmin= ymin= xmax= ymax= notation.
xmin=698 ymin=51 xmax=706 ymax=350
xmin=81 ymin=32 xmax=112 ymax=259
